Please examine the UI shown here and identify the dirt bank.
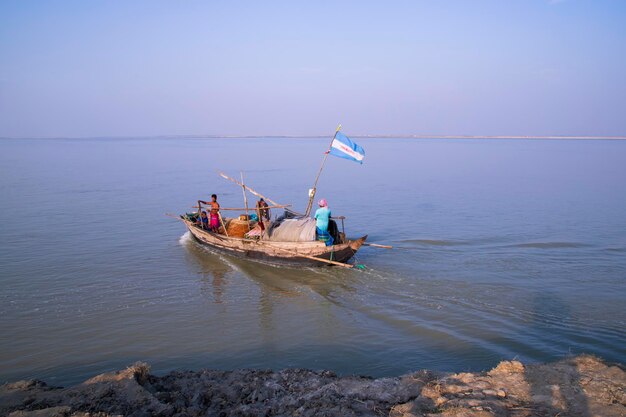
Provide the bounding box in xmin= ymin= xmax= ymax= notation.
xmin=1 ymin=355 xmax=623 ymax=417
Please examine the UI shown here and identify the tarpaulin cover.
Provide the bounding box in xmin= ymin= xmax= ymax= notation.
xmin=266 ymin=218 xmax=316 ymax=242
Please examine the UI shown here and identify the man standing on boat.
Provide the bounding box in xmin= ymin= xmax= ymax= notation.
xmin=315 ymin=199 xmax=333 ymax=246
xmin=257 ymin=198 xmax=270 ymax=221
xmin=200 ymin=194 xmax=221 ymax=232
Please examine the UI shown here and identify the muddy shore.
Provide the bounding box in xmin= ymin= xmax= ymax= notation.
xmin=1 ymin=355 xmax=623 ymax=417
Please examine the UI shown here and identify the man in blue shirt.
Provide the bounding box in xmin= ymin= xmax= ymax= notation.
xmin=314 ymin=198 xmax=333 ymax=246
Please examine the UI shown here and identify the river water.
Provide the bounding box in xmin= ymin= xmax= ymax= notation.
xmin=1 ymin=137 xmax=625 ymax=385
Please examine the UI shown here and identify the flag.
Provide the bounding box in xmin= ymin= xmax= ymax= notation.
xmin=328 ymin=131 xmax=365 ymax=164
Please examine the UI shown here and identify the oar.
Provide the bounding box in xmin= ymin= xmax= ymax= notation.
xmin=363 ymin=243 xmax=393 ymax=249
xmin=256 ymin=242 xmax=354 ymax=268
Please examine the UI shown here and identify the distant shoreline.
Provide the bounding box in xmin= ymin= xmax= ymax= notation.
xmin=2 ymin=134 xmax=626 ymax=140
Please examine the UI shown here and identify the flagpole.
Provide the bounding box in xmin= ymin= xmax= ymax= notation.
xmin=305 ymin=124 xmax=341 ymax=216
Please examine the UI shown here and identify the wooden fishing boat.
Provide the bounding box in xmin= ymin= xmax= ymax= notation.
xmin=180 ymin=216 xmax=367 ymax=268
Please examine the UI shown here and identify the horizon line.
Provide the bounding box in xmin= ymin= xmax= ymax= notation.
xmin=1 ymin=134 xmax=626 ymax=140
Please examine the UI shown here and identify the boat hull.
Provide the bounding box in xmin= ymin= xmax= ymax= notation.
xmin=182 ymin=219 xmax=366 ymax=267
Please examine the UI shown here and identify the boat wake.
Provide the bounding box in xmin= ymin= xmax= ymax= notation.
xmin=605 ymin=247 xmax=626 ymax=252
xmin=507 ymin=242 xmax=589 ymax=249
xmin=399 ymin=239 xmax=469 ymax=247
xmin=178 ymin=231 xmax=193 ymax=245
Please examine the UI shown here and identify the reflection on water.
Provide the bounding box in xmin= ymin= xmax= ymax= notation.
xmin=181 ymin=231 xmax=357 ymax=305
xmin=183 ymin=235 xmax=231 ymax=304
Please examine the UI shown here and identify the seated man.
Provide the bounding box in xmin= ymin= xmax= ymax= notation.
xmin=199 ymin=211 xmax=209 ymax=230
xmin=314 ymin=198 xmax=334 ymax=246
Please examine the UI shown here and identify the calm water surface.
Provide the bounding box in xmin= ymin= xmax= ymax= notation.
xmin=1 ymin=137 xmax=625 ymax=385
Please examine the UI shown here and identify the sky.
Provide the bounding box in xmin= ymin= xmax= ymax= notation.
xmin=1 ymin=1 xmax=625 ymax=138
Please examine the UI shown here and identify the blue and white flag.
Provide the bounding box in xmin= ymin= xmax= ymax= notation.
xmin=329 ymin=131 xmax=365 ymax=164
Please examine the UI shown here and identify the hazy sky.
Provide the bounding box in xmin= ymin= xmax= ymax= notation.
xmin=1 ymin=1 xmax=625 ymax=137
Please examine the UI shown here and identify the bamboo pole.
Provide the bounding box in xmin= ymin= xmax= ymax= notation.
xmin=218 ymin=172 xmax=283 ymax=207
xmin=362 ymin=243 xmax=393 ymax=249
xmin=240 ymin=172 xmax=249 ymax=217
xmin=240 ymin=172 xmax=250 ymax=232
xmin=305 ymin=124 xmax=341 ymax=216
xmin=256 ymin=242 xmax=354 ymax=268
xmin=217 ymin=212 xmax=229 ymax=237
xmin=190 ymin=204 xmax=291 ymax=211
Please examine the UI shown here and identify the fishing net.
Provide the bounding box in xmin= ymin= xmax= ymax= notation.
xmin=265 ymin=218 xmax=316 ymax=242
